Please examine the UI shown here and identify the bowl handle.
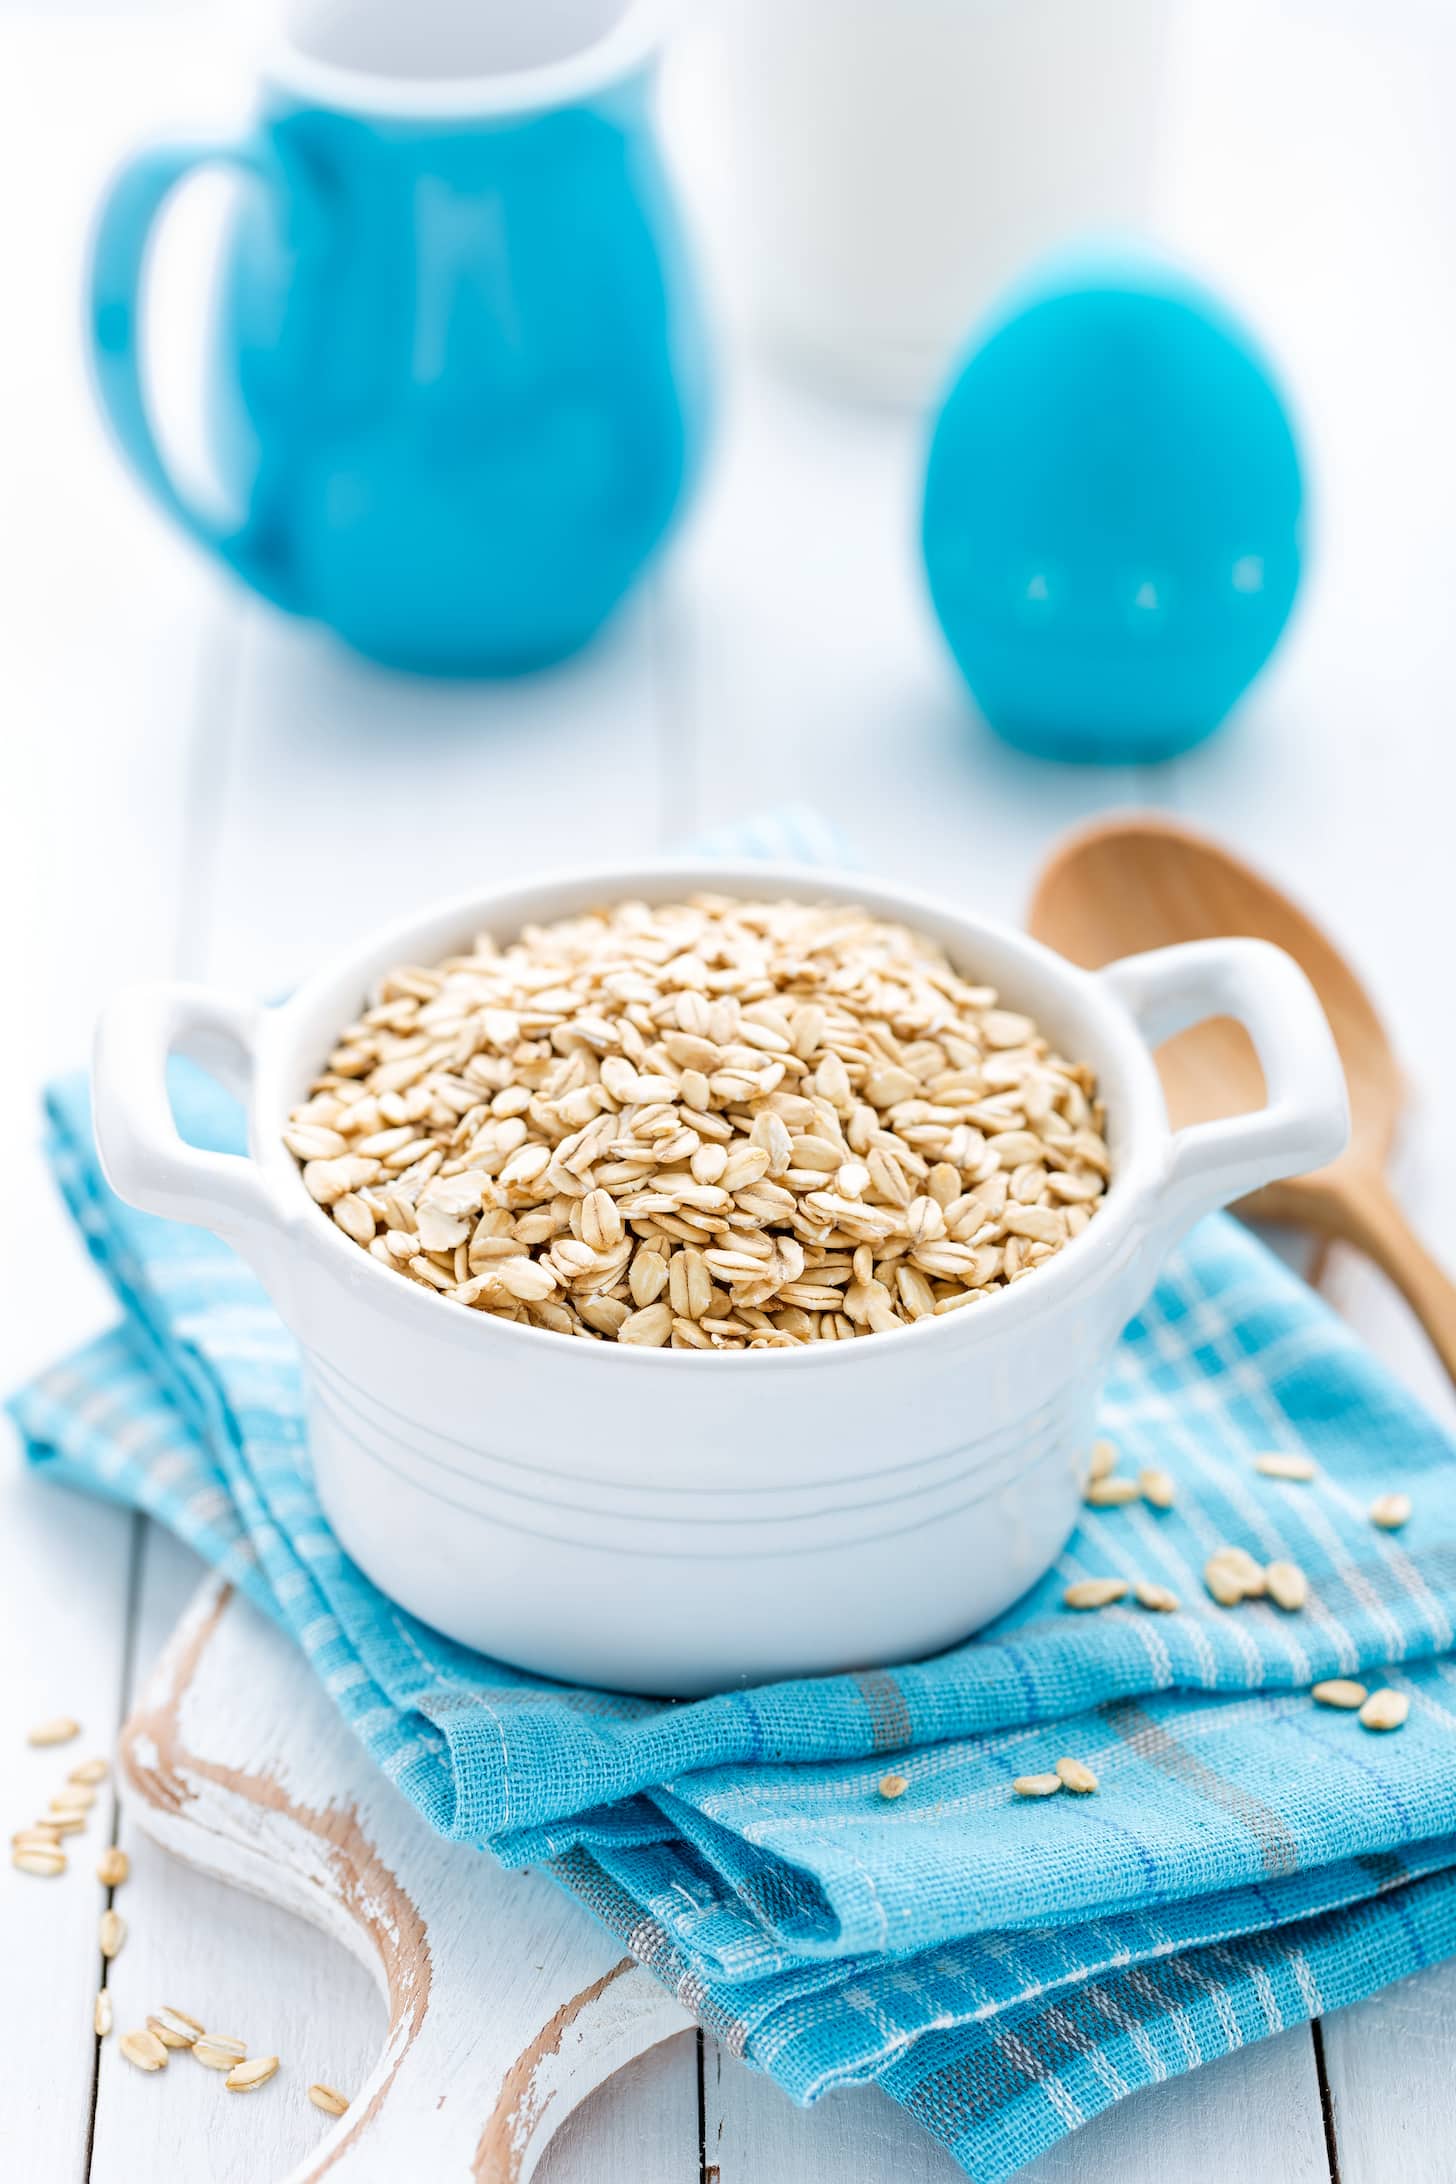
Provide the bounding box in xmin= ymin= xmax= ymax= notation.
xmin=92 ymin=982 xmax=295 ymax=1286
xmin=1099 ymin=937 xmax=1349 ymax=1237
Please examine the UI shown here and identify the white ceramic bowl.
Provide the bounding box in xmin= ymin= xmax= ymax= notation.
xmin=93 ymin=861 xmax=1348 ymax=1695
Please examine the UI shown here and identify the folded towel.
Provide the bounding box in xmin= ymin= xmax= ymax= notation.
xmin=14 ymin=813 xmax=1456 ymax=2182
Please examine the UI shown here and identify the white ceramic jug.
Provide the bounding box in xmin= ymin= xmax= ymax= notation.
xmin=714 ymin=0 xmax=1173 ymax=404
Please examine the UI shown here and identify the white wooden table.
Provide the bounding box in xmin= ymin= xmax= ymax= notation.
xmin=6 ymin=1 xmax=1456 ymax=2176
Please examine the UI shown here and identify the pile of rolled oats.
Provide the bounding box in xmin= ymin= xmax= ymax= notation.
xmin=285 ymin=896 xmax=1110 ymax=1349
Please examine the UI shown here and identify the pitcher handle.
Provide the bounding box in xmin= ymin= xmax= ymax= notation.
xmin=87 ymin=138 xmax=315 ymax=611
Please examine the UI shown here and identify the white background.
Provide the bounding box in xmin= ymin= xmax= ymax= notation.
xmin=4 ymin=1 xmax=1456 ymax=2177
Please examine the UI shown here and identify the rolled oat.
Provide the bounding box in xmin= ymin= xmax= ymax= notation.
xmin=286 ymin=898 xmax=1110 ymax=1349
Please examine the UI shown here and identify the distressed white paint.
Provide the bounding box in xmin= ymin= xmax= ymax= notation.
xmin=6 ymin=0 xmax=1456 ymax=2178
xmin=115 ymin=1576 xmax=696 ymax=2181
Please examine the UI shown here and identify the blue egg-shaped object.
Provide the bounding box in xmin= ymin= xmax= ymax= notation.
xmin=921 ymin=250 xmax=1306 ymax=763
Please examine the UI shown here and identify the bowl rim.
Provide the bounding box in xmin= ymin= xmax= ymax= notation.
xmin=251 ymin=856 xmax=1170 ymax=1372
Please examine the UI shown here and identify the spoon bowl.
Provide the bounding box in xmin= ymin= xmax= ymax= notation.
xmin=1028 ymin=811 xmax=1456 ymax=1384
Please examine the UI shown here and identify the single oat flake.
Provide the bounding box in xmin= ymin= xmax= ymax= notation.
xmin=1087 ymin=1438 xmax=1119 ymax=1482
xmin=225 ymin=2055 xmax=281 ymax=2092
xmin=1083 ymin=1476 xmax=1140 ymax=1508
xmin=12 ymin=1844 xmax=66 ymax=1877
xmin=193 ymin=2034 xmax=248 ymax=2071
xmin=119 ymin=2028 xmax=167 ymax=2073
xmin=27 ymin=1716 xmax=80 ymax=1748
xmin=1055 ymin=1757 xmax=1099 ymax=1794
xmin=1359 ymin=1688 xmax=1410 ymax=1732
xmin=1264 ymin=1560 xmax=1309 ymax=1612
xmin=1013 ymin=1772 xmax=1063 ymax=1798
xmin=1063 ymin=1577 xmax=1129 ymax=1611
xmin=1254 ymin=1452 xmax=1318 ymax=1482
xmin=1312 ymin=1679 xmax=1368 ymax=1710
xmin=149 ymin=2008 xmax=203 ymax=2049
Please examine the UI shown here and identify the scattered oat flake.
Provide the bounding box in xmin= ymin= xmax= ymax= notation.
xmin=98 ymin=1909 xmax=126 ymax=1959
xmin=1138 ymin=1467 xmax=1175 ymax=1510
xmin=1359 ymin=1688 xmax=1409 ymax=1732
xmin=225 ymin=2055 xmax=280 ymax=2092
xmin=1264 ymin=1559 xmax=1309 ymax=1612
xmin=1087 ymin=1439 xmax=1118 ymax=1482
xmin=95 ymin=1991 xmax=113 ymax=2038
xmin=309 ymin=2082 xmax=350 ymax=2117
xmin=1369 ymin=1493 xmax=1412 ymax=1530
xmin=1255 ymin=1452 xmax=1318 ymax=1482
xmin=153 ymin=2006 xmax=204 ymax=2046
xmin=1312 ymin=1679 xmax=1368 ymax=1710
xmin=1083 ymin=1476 xmax=1140 ymax=1508
xmin=1134 ymin=1580 xmax=1180 ymax=1613
xmin=96 ymin=1847 xmax=129 ymax=1888
xmin=50 ymin=1783 xmax=96 ymax=1814
xmin=1217 ymin=1546 xmax=1266 ymax=1592
xmin=1055 ymin=1757 xmax=1099 ymax=1794
xmin=1063 ymin=1577 xmax=1129 ymax=1611
xmin=193 ymin=2035 xmax=247 ymax=2071
xmin=12 ymin=1844 xmax=66 ymax=1877
xmin=878 ymin=1773 xmax=910 ymax=1800
xmin=148 ymin=2011 xmax=200 ymax=2049
xmin=1204 ymin=1563 xmax=1245 ymax=1608
xmin=1204 ymin=1546 xmax=1265 ymax=1606
xmin=119 ymin=2028 xmax=168 ymax=2073
xmin=69 ymin=1758 xmax=110 ymax=1786
xmin=1013 ymin=1772 xmax=1063 ymax=1798
xmin=13 ymin=1824 xmax=63 ymax=1851
xmin=27 ymin=1717 xmax=80 ymax=1748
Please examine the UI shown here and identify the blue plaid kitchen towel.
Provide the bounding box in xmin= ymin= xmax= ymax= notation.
xmin=13 ymin=809 xmax=1456 ymax=2182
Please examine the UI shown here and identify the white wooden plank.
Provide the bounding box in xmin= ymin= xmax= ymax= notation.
xmin=704 ymin=2024 xmax=1327 ymax=2184
xmin=704 ymin=2041 xmax=964 ymax=2184
xmin=0 ymin=1464 xmax=136 ymax=2183
xmin=105 ymin=1575 xmax=696 ymax=2181
xmin=1318 ymin=1965 xmax=1456 ymax=2184
xmin=88 ymin=1828 xmax=384 ymax=2184
xmin=89 ymin=1527 xmax=387 ymax=2184
xmin=101 ymin=1538 xmax=699 ymax=2184
xmin=538 ymin=2032 xmax=702 ymax=2184
xmin=93 ymin=1473 xmax=703 ymax=2184
xmin=0 ymin=13 xmax=246 ymax=1382
xmin=0 ymin=17 xmax=256 ymax=2179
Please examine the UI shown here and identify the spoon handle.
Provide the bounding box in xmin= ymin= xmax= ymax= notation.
xmin=1330 ymin=1173 xmax=1456 ymax=1389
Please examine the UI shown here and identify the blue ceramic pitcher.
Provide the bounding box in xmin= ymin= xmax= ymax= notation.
xmin=88 ymin=3 xmax=708 ymax=675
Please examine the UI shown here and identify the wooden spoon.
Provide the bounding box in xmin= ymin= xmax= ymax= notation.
xmin=1027 ymin=810 xmax=1456 ymax=1386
